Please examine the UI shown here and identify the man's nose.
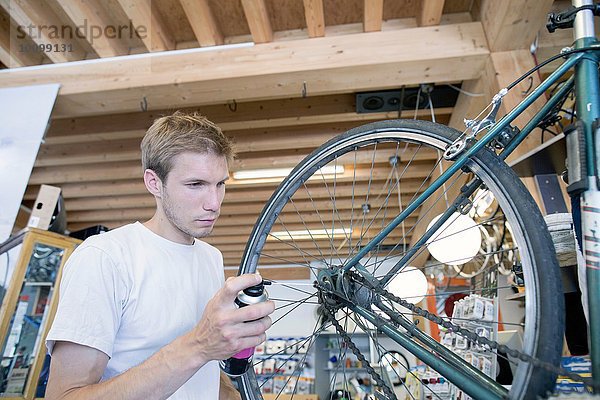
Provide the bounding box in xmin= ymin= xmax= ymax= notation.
xmin=203 ymin=187 xmax=221 ymax=211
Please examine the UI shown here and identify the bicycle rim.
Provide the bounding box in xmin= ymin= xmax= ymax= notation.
xmin=236 ymin=120 xmax=564 ymax=400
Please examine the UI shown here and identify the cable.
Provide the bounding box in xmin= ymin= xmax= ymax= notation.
xmin=448 ymin=84 xmax=485 ymax=97
xmin=397 ymin=86 xmax=406 ymax=119
xmin=506 ymin=47 xmax=597 ymax=92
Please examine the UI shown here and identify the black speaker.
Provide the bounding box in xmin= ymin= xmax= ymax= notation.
xmin=356 ymin=84 xmax=460 ymax=114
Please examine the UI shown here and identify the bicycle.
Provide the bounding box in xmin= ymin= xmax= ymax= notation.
xmin=233 ymin=1 xmax=600 ymax=399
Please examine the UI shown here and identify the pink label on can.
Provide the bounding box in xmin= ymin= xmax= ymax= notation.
xmin=233 ymin=347 xmax=255 ymax=359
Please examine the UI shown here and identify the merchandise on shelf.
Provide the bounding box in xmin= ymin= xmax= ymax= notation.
xmin=554 ymin=356 xmax=592 ymax=395
xmin=254 ymin=336 xmax=315 ymax=396
xmin=441 ymin=294 xmax=498 ymax=400
xmin=403 ymin=366 xmax=451 ymax=400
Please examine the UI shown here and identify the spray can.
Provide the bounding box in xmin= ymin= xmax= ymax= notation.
xmin=220 ymin=279 xmax=270 ymax=376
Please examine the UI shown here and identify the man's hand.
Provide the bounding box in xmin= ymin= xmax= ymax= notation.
xmin=192 ymin=273 xmax=275 ymax=363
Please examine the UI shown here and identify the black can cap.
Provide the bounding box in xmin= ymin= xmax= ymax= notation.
xmin=243 ymin=279 xmax=272 ymax=297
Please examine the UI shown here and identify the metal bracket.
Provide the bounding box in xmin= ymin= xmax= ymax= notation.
xmin=444 ymin=88 xmax=508 ymax=160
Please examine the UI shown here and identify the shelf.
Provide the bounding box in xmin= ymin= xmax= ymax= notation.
xmin=323 ymin=346 xmax=369 ymax=351
xmin=505 ymin=292 xmax=525 ymax=301
xmin=24 ymin=282 xmax=53 ymax=287
xmin=255 ymin=353 xmax=308 ymax=357
xmin=319 ymin=331 xmax=370 ymax=336
xmin=509 ymin=133 xmax=566 ymax=177
xmin=323 ymin=367 xmax=370 ymax=371
xmin=262 ymin=395 xmax=317 ymax=400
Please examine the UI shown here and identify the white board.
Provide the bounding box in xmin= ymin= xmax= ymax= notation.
xmin=0 ymin=84 xmax=60 ymax=242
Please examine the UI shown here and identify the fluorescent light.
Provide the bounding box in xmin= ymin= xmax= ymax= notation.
xmin=233 ymin=167 xmax=293 ymax=180
xmin=268 ymin=228 xmax=349 ymax=241
xmin=232 ymin=165 xmax=344 ymax=180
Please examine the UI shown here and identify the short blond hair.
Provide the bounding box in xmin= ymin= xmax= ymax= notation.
xmin=141 ymin=111 xmax=234 ymax=181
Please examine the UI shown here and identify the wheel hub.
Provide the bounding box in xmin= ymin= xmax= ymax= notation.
xmin=315 ymin=267 xmax=374 ymax=309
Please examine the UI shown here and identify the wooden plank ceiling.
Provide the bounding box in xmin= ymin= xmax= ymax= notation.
xmin=0 ymin=0 xmax=572 ymax=274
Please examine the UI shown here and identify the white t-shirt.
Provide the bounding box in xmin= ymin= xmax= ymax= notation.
xmin=46 ymin=222 xmax=225 ymax=399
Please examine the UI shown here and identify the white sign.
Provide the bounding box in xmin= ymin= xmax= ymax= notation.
xmin=0 ymin=84 xmax=60 ymax=242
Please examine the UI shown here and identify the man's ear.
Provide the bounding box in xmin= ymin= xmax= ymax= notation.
xmin=144 ymin=169 xmax=163 ymax=198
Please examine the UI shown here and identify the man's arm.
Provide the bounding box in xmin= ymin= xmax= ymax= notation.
xmin=46 ymin=332 xmax=206 ymax=400
xmin=46 ymin=274 xmax=273 ymax=400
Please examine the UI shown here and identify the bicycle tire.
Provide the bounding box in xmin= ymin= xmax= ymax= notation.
xmin=236 ymin=119 xmax=564 ymax=400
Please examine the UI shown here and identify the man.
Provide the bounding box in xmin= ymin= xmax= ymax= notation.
xmin=45 ymin=112 xmax=274 ymax=399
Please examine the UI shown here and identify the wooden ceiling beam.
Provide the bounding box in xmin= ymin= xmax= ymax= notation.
xmin=37 ymin=125 xmax=438 ymax=167
xmin=46 ymin=94 xmax=358 ymax=136
xmin=220 ymin=12 xmax=473 ymax=47
xmin=46 ymin=94 xmax=452 ymax=145
xmin=45 ymin=129 xmax=145 ymax=145
xmin=42 ymin=107 xmax=452 ymax=148
xmin=417 ymin=0 xmax=445 ymax=27
xmin=29 ymin=157 xmax=434 ymax=185
xmin=63 ymin=180 xmax=427 ymax=211
xmin=201 ymin=234 xmax=413 ymax=247
xmin=241 ymin=0 xmax=273 ymax=43
xmin=478 ymin=0 xmax=554 ymax=52
xmin=0 ymin=10 xmax=45 ymax=67
xmin=65 ymin=189 xmax=420 ymax=219
xmin=303 ymin=0 xmax=325 ymax=38
xmin=36 ymin=131 xmax=438 ymax=175
xmin=217 ymin=233 xmax=415 ymax=252
xmin=115 ymin=0 xmax=174 ymax=52
xmin=0 ymin=22 xmax=488 ymax=117
xmin=363 ymin=0 xmax=383 ymax=32
xmin=25 ymin=163 xmax=433 ymax=200
xmin=179 ymin=0 xmax=224 ymax=46
xmin=33 ymin=135 xmax=372 ymax=168
xmin=65 ymin=194 xmax=422 ymax=222
xmin=25 ymin=170 xmax=427 ymax=200
xmin=54 ymin=0 xmax=128 ymax=57
xmin=66 ymin=211 xmax=420 ymax=232
xmin=211 ymin=235 xmax=410 ymax=252
xmin=216 ymin=241 xmax=410 ymax=253
xmin=222 ymin=255 xmax=403 ymax=268
xmin=38 ymin=122 xmax=354 ymax=159
xmin=0 ymin=0 xmax=87 ymax=62
xmin=219 ymin=246 xmax=408 ymax=263
xmin=211 ymin=217 xmax=416 ymax=238
xmin=224 ymin=267 xmax=310 ymax=280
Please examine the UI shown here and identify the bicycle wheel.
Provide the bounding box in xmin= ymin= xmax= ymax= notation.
xmin=236 ymin=120 xmax=564 ymax=400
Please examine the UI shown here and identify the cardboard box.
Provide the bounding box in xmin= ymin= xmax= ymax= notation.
xmin=27 ymin=185 xmax=61 ymax=230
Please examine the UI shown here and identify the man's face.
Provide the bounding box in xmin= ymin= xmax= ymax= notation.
xmin=159 ymin=152 xmax=229 ymax=242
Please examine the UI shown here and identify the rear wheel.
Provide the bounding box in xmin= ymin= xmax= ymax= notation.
xmin=236 ymin=120 xmax=564 ymax=400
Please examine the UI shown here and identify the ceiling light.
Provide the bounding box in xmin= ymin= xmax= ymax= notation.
xmin=232 ymin=165 xmax=344 ymax=180
xmin=426 ymin=212 xmax=481 ymax=266
xmin=387 ymin=266 xmax=429 ymax=304
xmin=268 ymin=228 xmax=349 ymax=241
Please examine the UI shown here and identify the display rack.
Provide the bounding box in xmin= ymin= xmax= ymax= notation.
xmin=315 ymin=331 xmax=397 ymax=399
xmin=441 ymin=294 xmax=498 ymax=400
xmin=0 ymin=228 xmax=80 ymax=399
xmin=252 ymin=336 xmax=315 ymax=397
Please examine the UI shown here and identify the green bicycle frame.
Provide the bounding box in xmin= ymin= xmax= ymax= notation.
xmin=340 ymin=2 xmax=600 ymax=395
xmin=342 ymin=51 xmax=584 ymax=272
